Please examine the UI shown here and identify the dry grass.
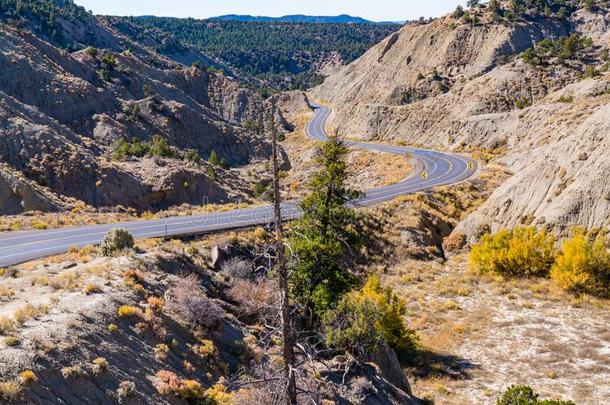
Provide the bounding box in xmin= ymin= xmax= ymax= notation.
xmin=0 ymin=286 xmax=15 ymax=298
xmin=13 ymin=303 xmax=49 ymax=326
xmin=0 ymin=316 xmax=14 ymax=335
xmin=82 ymin=283 xmax=101 ymax=295
xmin=0 ymin=381 xmax=21 ymax=401
xmin=348 ymin=149 xmax=412 ymax=187
xmin=3 ymin=336 xmax=20 ymax=346
xmin=61 ymin=364 xmax=85 ymax=379
xmin=49 ymin=271 xmax=83 ymax=291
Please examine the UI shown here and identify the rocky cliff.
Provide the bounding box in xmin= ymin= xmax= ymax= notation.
xmin=313 ymin=2 xmax=610 ymax=237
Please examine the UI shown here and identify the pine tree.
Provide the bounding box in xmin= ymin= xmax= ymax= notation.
xmin=289 ymin=137 xmax=362 ymax=319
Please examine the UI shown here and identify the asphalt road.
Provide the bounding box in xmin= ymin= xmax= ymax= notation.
xmin=0 ymin=103 xmax=477 ymax=267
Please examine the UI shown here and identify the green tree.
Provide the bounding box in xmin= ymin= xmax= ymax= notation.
xmin=219 ymin=157 xmax=229 ymax=169
xmin=584 ymin=0 xmax=594 ymax=12
xmin=289 ymin=137 xmax=361 ymax=319
xmin=142 ymin=83 xmax=154 ymax=98
xmin=208 ymin=150 xmax=220 ymax=166
xmin=452 ymin=5 xmax=465 ymax=18
xmin=149 ymin=135 xmax=176 ymax=158
xmin=497 ymin=385 xmax=575 ymax=405
xmin=488 ymin=0 xmax=502 ymax=19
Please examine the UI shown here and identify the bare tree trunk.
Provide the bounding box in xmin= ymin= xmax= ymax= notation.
xmin=270 ymin=97 xmax=297 ymax=405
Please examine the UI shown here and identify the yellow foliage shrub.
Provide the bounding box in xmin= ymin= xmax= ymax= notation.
xmin=205 ymin=378 xmax=234 ymax=405
xmin=0 ymin=381 xmax=20 ymax=401
xmin=154 ymin=370 xmax=206 ymax=401
xmin=193 ymin=339 xmax=217 ymax=360
xmin=551 ymin=229 xmax=610 ymax=297
xmin=359 ymin=276 xmax=417 ymax=356
xmin=325 ymin=275 xmax=417 ymax=361
xmin=19 ymin=370 xmax=37 ymax=384
xmin=83 ymin=283 xmax=100 ymax=295
xmin=117 ymin=305 xmax=142 ymax=318
xmin=154 ymin=343 xmax=170 ymax=360
xmin=178 ymin=380 xmax=205 ymax=401
xmin=469 ymin=227 xmax=556 ymax=277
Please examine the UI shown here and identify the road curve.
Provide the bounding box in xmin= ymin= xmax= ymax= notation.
xmin=0 ymin=104 xmax=477 ymax=267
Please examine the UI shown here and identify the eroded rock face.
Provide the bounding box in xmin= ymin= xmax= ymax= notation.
xmin=0 ymin=20 xmax=286 ymax=214
xmin=0 ymin=165 xmax=61 ymax=214
xmin=312 ymin=9 xmax=610 ymax=237
xmin=312 ymin=16 xmax=569 ymax=140
xmin=455 ymin=92 xmax=610 ymax=239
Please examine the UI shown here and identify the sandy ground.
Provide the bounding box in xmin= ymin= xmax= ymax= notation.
xmin=384 ymin=256 xmax=610 ymax=404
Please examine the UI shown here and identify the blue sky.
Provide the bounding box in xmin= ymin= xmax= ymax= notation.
xmin=75 ymin=0 xmax=465 ymax=22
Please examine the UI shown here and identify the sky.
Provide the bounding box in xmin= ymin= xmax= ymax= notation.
xmin=74 ymin=0 xmax=465 ymax=22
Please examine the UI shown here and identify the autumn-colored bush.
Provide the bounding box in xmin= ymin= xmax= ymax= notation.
xmin=470 ymin=227 xmax=556 ymax=277
xmin=325 ymin=275 xmax=417 ymax=361
xmin=117 ymin=305 xmax=142 ymax=318
xmin=147 ymin=296 xmax=165 ymax=312
xmin=205 ymin=378 xmax=234 ymax=405
xmin=19 ymin=370 xmax=37 ymax=384
xmin=192 ymin=338 xmax=218 ymax=360
xmin=154 ymin=370 xmax=206 ymax=401
xmin=550 ymin=229 xmax=610 ymax=297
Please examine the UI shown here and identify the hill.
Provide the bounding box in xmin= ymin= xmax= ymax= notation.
xmin=313 ymin=0 xmax=610 ymax=239
xmin=211 ymin=14 xmax=374 ymax=24
xmin=0 ymin=0 xmax=292 ymax=215
xmin=107 ymin=16 xmax=401 ymax=91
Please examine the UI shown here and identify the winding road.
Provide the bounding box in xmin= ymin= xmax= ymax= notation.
xmin=0 ymin=104 xmax=477 ymax=267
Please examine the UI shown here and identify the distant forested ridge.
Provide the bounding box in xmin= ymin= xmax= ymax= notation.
xmin=210 ymin=14 xmax=375 ymax=24
xmin=108 ymin=16 xmax=401 ymax=90
xmin=0 ymin=0 xmax=401 ymax=91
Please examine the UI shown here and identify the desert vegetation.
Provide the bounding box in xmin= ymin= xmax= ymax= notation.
xmin=497 ymin=385 xmax=575 ymax=405
xmin=471 ymin=227 xmax=609 ymax=297
xmin=99 ymin=228 xmax=135 ymax=257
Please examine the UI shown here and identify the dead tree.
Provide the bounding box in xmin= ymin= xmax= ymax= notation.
xmin=269 ymin=96 xmax=297 ymax=405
